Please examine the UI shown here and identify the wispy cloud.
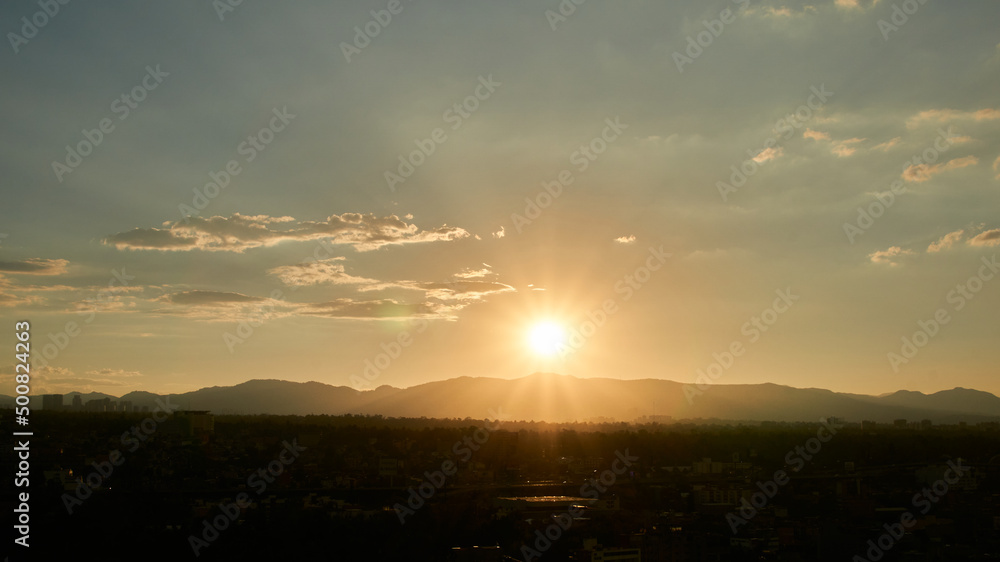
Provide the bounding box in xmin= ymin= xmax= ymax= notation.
xmin=927 ymin=230 xmax=965 ymax=253
xmin=869 ymin=246 xmax=914 ymax=266
xmin=832 ymin=137 xmax=866 ymax=157
xmin=753 ymin=146 xmax=783 ymax=164
xmin=968 ymin=229 xmax=1000 ymax=248
xmin=104 ymin=213 xmax=470 ymax=253
xmin=268 ymin=258 xmax=377 ymax=287
xmin=803 ymin=128 xmax=830 ymax=141
xmin=906 ymin=108 xmax=1000 ymax=128
xmin=0 ymin=258 xmax=69 ymax=275
xmin=903 ymin=155 xmax=979 ymax=182
xmin=872 ymin=137 xmax=901 ymax=151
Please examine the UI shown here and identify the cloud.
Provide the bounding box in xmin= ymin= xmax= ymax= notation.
xmin=454 ymin=266 xmax=493 ymax=279
xmin=906 ymin=108 xmax=1000 ymax=128
xmin=0 ymin=258 xmax=68 ymax=275
xmin=418 ymin=280 xmax=516 ymax=302
xmin=0 ymin=365 xmax=142 ymax=395
xmin=903 ymin=155 xmax=979 ymax=182
xmin=801 ymin=130 xmax=867 ymax=157
xmin=614 ymin=235 xmax=637 ymax=244
xmin=84 ymin=368 xmax=143 ymax=379
xmin=163 ymin=290 xmax=267 ymax=305
xmin=968 ymin=229 xmax=1000 ymax=248
xmin=927 ymin=230 xmax=965 ymax=253
xmin=492 ymin=226 xmax=505 ymax=239
xmin=752 ymin=146 xmax=783 ymax=164
xmin=299 ymin=298 xmax=458 ymax=320
xmin=0 ymin=292 xmax=43 ymax=308
xmin=834 ymin=0 xmax=881 ymax=9
xmin=359 ymin=279 xmax=515 ymax=302
xmin=872 ymin=137 xmax=901 ymax=151
xmin=869 ymin=246 xmax=914 ymax=265
xmin=104 ymin=213 xmax=470 ymax=252
xmin=803 ymin=128 xmax=830 ymax=141
xmin=832 ymin=138 xmax=866 ymax=157
xmin=151 ymin=290 xmax=292 ymax=322
xmin=268 ymin=258 xmax=377 ymax=287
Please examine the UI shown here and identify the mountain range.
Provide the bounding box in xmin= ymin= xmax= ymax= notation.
xmin=6 ymin=373 xmax=1000 ymax=424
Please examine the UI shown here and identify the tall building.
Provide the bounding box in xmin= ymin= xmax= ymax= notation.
xmin=41 ymin=394 xmax=63 ymax=411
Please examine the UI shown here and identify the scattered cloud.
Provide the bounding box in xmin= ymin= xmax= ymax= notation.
xmin=903 ymin=155 xmax=979 ymax=182
xmin=872 ymin=137 xmax=901 ymax=152
xmin=104 ymin=213 xmax=470 ymax=253
xmin=803 ymin=129 xmax=830 ymax=141
xmin=869 ymin=246 xmax=914 ymax=266
xmin=753 ymin=146 xmax=783 ymax=164
xmin=454 ymin=266 xmax=493 ymax=279
xmin=162 ymin=291 xmax=267 ymax=306
xmin=268 ymin=258 xmax=377 ymax=287
xmin=492 ymin=226 xmax=505 ymax=239
xmin=0 ymin=365 xmax=142 ymax=395
xmin=927 ymin=230 xmax=965 ymax=253
xmin=0 ymin=258 xmax=68 ymax=275
xmin=832 ymin=138 xmax=866 ymax=157
xmin=968 ymin=229 xmax=1000 ymax=248
xmin=614 ymin=235 xmax=637 ymax=244
xmin=299 ymin=298 xmax=458 ymax=320
xmin=906 ymin=108 xmax=1000 ymax=128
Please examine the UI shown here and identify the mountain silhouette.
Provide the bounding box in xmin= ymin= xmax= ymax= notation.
xmin=10 ymin=373 xmax=1000 ymax=423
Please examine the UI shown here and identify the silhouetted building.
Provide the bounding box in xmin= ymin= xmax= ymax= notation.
xmin=41 ymin=394 xmax=63 ymax=411
xmin=164 ymin=410 xmax=215 ymax=436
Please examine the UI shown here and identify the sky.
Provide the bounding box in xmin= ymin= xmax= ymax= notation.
xmin=1 ymin=0 xmax=998 ymax=398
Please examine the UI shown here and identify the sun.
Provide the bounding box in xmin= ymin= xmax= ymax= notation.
xmin=528 ymin=321 xmax=567 ymax=357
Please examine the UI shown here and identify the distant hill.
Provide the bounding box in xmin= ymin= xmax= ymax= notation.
xmin=5 ymin=373 xmax=1000 ymax=423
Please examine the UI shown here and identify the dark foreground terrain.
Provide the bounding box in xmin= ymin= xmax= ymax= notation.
xmin=6 ymin=410 xmax=1000 ymax=560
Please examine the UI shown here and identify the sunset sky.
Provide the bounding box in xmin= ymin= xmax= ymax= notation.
xmin=2 ymin=0 xmax=998 ymax=398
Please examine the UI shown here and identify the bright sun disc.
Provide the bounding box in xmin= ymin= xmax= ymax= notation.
xmin=528 ymin=322 xmax=566 ymax=357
